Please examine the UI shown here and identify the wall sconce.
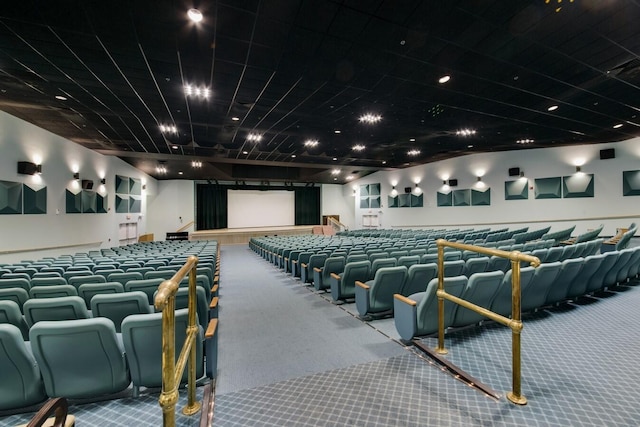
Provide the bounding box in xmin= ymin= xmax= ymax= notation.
xmin=100 ymin=178 xmax=106 ymax=185
xmin=575 ymin=166 xmax=582 ymax=173
xmin=520 ymin=171 xmax=525 ymax=178
xmin=17 ymin=161 xmax=42 ymax=175
xmin=73 ymin=172 xmax=80 ymax=180
xmin=390 ymin=186 xmax=398 ymax=197
xmin=142 ymin=184 xmax=147 ymax=190
xmin=414 ymin=183 xmax=421 ymax=194
xmin=477 ymin=176 xmax=482 ymax=182
xmin=442 ymin=180 xmax=447 ymax=185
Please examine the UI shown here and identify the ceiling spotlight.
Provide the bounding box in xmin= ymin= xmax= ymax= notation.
xmin=516 ymin=139 xmax=534 ymax=144
xmin=178 ymin=171 xmax=184 ymax=175
xmin=407 ymin=149 xmax=421 ymax=156
xmin=187 ymin=8 xmax=203 ymax=23
xmin=455 ymin=129 xmax=477 ymax=136
xmin=184 ymin=85 xmax=210 ymax=98
xmin=352 ymin=144 xmax=365 ymax=151
xmin=332 ymin=157 xmax=338 ymax=161
xmin=409 ymin=138 xmax=416 ymax=142
xmin=160 ymin=124 xmax=178 ymax=134
xmin=191 ymin=160 xmax=202 ymax=168
xmin=242 ymin=151 xmax=249 ymax=155
xmin=304 ymin=139 xmax=319 ymax=147
xmin=55 ymin=95 xmax=67 ymax=101
xmin=331 ymin=169 xmax=341 ymax=175
xmin=247 ymin=133 xmax=262 ymax=142
xmin=155 ymin=165 xmax=167 ymax=174
xmin=291 ymin=154 xmax=296 ymax=158
xmin=438 ymin=75 xmax=451 ymax=84
xmin=231 ymin=117 xmax=240 ymax=121
xmin=172 ymin=145 xmax=178 ymax=149
xmin=334 ymin=130 xmax=341 ymax=134
xmin=613 ymin=123 xmax=623 ymax=129
xmin=346 ymin=175 xmax=354 ymax=180
xmin=358 ymin=113 xmax=382 ymax=124
xmin=547 ymin=105 xmax=559 ymax=111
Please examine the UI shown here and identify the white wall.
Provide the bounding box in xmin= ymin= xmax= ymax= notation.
xmin=321 ymin=184 xmax=356 ymax=230
xmin=0 ymin=112 xmax=157 ymax=263
xmin=146 ymin=180 xmax=195 ymax=240
xmin=349 ymin=138 xmax=640 ymax=237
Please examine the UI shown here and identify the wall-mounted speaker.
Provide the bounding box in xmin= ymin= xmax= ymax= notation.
xmin=404 ymin=187 xmax=412 ymax=193
xmin=448 ymin=179 xmax=458 ymax=187
xmin=81 ymin=180 xmax=94 ymax=190
xmin=599 ymin=148 xmax=615 ymax=159
xmin=508 ymin=167 xmax=520 ymax=177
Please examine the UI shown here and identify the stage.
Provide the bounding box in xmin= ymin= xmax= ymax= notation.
xmin=191 ymin=225 xmax=316 ymax=245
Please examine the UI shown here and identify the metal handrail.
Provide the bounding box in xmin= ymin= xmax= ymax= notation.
xmin=435 ymin=239 xmax=540 ymax=405
xmin=154 ymin=255 xmax=201 ymax=426
xmin=327 ymin=216 xmax=348 ymax=232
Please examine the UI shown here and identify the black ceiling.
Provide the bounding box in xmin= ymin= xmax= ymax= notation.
xmin=1 ymin=0 xmax=639 ymax=183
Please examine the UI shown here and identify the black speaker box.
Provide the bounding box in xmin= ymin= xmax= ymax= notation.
xmin=508 ymin=167 xmax=520 ymax=176
xmin=17 ymin=161 xmax=37 ymax=175
xmin=404 ymin=187 xmax=412 ymax=193
xmin=81 ymin=180 xmax=94 ymax=190
xmin=448 ymin=179 xmax=458 ymax=187
xmin=599 ymin=148 xmax=615 ymax=159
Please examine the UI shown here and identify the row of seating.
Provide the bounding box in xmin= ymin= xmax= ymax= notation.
xmin=393 ymin=245 xmax=640 ymax=341
xmin=0 ymin=240 xmax=221 ymax=412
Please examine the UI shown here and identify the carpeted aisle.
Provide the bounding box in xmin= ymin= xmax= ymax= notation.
xmin=215 ymin=244 xmax=406 ymax=395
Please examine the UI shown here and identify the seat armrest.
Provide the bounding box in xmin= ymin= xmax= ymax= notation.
xmin=394 ymin=294 xmax=417 ymax=306
xmin=313 ymin=267 xmax=323 ymax=273
xmin=330 ymin=272 xmax=341 ymax=280
xmin=355 ymin=280 xmax=369 ymax=290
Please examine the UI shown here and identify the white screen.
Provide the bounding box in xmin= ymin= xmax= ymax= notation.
xmin=227 ymin=190 xmax=295 ymax=228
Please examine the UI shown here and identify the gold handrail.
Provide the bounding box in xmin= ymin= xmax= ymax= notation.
xmin=435 ymin=239 xmax=540 ymax=405
xmin=327 ymin=216 xmax=348 ymax=231
xmin=154 ymin=255 xmax=202 ymax=426
xmin=177 ymin=220 xmax=195 ymax=233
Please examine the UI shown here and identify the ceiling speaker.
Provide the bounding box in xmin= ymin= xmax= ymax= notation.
xmin=81 ymin=180 xmax=94 ymax=190
xmin=448 ymin=179 xmax=458 ymax=187
xmin=599 ymin=148 xmax=615 ymax=159
xmin=404 ymin=187 xmax=412 ymax=193
xmin=508 ymin=167 xmax=520 ymax=176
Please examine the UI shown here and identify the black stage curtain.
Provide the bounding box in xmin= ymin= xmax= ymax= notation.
xmin=196 ymin=184 xmax=228 ymax=230
xmin=294 ymin=187 xmax=320 ymax=225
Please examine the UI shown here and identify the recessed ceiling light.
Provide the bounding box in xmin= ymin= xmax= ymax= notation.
xmin=247 ymin=133 xmax=262 ymax=142
xmin=304 ymin=139 xmax=319 ymax=147
xmin=242 ymin=151 xmax=248 ymax=155
xmin=346 ymin=175 xmax=354 ymax=180
xmin=516 ymin=139 xmax=534 ymax=144
xmin=352 ymin=144 xmax=365 ymax=151
xmin=334 ymin=177 xmax=338 ymax=181
xmin=187 ymin=8 xmax=203 ymax=23
xmin=184 ymin=85 xmax=210 ymax=98
xmin=467 ymin=145 xmax=474 ymax=148
xmin=291 ymin=154 xmax=296 ymax=158
xmin=455 ymin=129 xmax=476 ymax=136
xmin=172 ymin=145 xmax=178 ymax=149
xmin=613 ymin=123 xmax=623 ymax=129
xmin=178 ymin=171 xmax=183 ymax=175
xmin=332 ymin=157 xmax=338 ymax=161
xmin=161 ymin=125 xmax=178 ymax=134
xmin=334 ymin=130 xmax=341 ymax=134
xmin=382 ymin=161 xmax=386 ymax=164
xmin=55 ymin=95 xmax=67 ymax=101
xmin=191 ymin=160 xmax=202 ymax=168
xmin=231 ymin=117 xmax=240 ymax=121
xmin=409 ymin=138 xmax=416 ymax=142
xmin=358 ymin=113 xmax=382 ymax=124
xmin=438 ymin=75 xmax=451 ymax=84
xmin=331 ymin=169 xmax=341 ymax=175
xmin=547 ymin=105 xmax=559 ymax=111
xmin=407 ymin=149 xmax=421 ymax=156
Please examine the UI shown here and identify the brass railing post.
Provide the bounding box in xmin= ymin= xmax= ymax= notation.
xmin=154 ymin=255 xmax=202 ymax=427
xmin=436 ymin=240 xmax=447 ymax=354
xmin=507 ymin=259 xmax=526 ymax=405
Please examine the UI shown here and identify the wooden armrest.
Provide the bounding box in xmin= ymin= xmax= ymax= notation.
xmin=355 ymin=280 xmax=369 ymax=290
xmin=214 ymin=275 xmax=219 ymax=284
xmin=212 ymin=284 xmax=219 ymax=294
xmin=301 ymin=263 xmax=308 ymax=268
xmin=313 ymin=267 xmax=322 ymax=273
xmin=394 ymin=294 xmax=417 ymax=306
xmin=292 ymin=260 xmax=298 ymax=265
xmin=209 ymin=297 xmax=218 ymax=309
xmin=330 ymin=272 xmax=341 ymax=280
xmin=205 ymin=319 xmax=218 ymax=339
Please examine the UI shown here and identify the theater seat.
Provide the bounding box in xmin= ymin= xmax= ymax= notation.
xmin=29 ymin=285 xmax=78 ymax=299
xmin=400 ymin=263 xmax=437 ymax=296
xmin=91 ymin=292 xmax=152 ymax=332
xmin=0 ymin=288 xmax=29 ymax=313
xmin=355 ymin=266 xmax=408 ymax=319
xmin=29 ymin=318 xmax=131 ymax=399
xmin=330 ymin=260 xmax=371 ymax=303
xmin=393 ymin=276 xmax=468 ymax=342
xmin=490 ymin=267 xmax=536 ymax=317
xmin=23 ymin=296 xmax=90 ymax=327
xmin=545 ymin=258 xmax=584 ymax=306
xmin=121 ymin=309 xmax=203 ymax=397
xmin=452 ymin=271 xmax=504 ymax=327
xmin=312 ymin=256 xmax=345 ymax=291
xmin=78 ymin=282 xmax=124 ymax=309
xmin=0 ymin=300 xmax=29 ymax=340
xmin=0 ymin=324 xmax=47 ymax=411
xmin=124 ymin=278 xmax=164 ymax=304
xmin=301 ymin=253 xmax=327 ymax=284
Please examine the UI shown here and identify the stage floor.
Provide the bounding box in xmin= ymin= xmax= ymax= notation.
xmin=191 ymin=225 xmax=315 ymax=245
